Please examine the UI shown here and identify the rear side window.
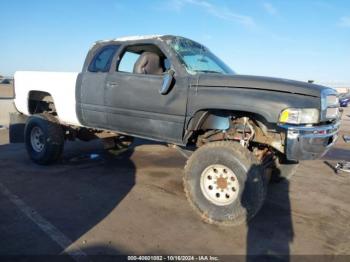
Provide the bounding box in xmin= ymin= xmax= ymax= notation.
xmin=88 ymin=45 xmax=119 ymax=72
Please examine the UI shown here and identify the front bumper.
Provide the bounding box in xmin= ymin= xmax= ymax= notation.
xmin=279 ymin=121 xmax=340 ymax=161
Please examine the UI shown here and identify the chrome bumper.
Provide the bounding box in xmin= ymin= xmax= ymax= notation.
xmin=279 ymin=121 xmax=340 ymax=161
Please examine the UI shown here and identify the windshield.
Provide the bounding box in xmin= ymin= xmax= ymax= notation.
xmin=167 ymin=37 xmax=235 ymax=75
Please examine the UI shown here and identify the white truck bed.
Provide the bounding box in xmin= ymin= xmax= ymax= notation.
xmin=14 ymin=71 xmax=82 ymax=126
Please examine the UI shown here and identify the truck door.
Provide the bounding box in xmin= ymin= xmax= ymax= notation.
xmin=104 ymin=45 xmax=188 ymax=144
xmin=77 ymin=45 xmax=119 ymax=128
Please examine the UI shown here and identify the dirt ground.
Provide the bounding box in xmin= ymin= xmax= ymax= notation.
xmin=0 ymin=97 xmax=349 ymax=260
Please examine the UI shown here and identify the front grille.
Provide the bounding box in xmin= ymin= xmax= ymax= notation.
xmin=321 ymin=89 xmax=340 ymax=121
xmin=326 ymin=107 xmax=340 ymax=119
xmin=326 ymin=95 xmax=339 ymax=107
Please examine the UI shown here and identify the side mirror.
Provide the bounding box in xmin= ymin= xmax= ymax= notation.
xmin=160 ymin=69 xmax=175 ymax=95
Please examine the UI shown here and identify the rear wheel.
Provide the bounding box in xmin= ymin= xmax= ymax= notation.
xmin=184 ymin=141 xmax=267 ymax=226
xmin=24 ymin=114 xmax=64 ymax=165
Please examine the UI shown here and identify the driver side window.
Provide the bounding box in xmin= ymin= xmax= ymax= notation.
xmin=118 ymin=52 xmax=141 ymax=73
xmin=117 ymin=45 xmax=170 ymax=75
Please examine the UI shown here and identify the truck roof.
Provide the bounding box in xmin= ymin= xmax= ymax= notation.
xmin=95 ymin=35 xmax=165 ymax=45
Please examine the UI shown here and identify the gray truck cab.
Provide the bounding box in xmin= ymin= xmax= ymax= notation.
xmin=76 ymin=35 xmax=340 ymax=161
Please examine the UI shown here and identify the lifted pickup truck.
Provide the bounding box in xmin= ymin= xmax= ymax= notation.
xmin=11 ymin=35 xmax=340 ymax=226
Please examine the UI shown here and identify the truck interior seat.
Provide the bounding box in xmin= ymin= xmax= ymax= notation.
xmin=133 ymin=52 xmax=164 ymax=75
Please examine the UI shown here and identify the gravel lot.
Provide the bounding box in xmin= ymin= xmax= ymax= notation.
xmin=0 ymin=87 xmax=349 ymax=260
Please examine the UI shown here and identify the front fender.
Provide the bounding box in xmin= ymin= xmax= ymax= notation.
xmin=187 ymin=86 xmax=320 ymax=124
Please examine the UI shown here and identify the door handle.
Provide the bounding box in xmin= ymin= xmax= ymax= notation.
xmin=106 ymin=81 xmax=119 ymax=88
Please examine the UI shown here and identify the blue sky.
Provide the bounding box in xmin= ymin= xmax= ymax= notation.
xmin=0 ymin=0 xmax=349 ymax=83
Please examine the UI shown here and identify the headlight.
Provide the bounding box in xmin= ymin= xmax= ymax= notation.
xmin=279 ymin=108 xmax=319 ymax=124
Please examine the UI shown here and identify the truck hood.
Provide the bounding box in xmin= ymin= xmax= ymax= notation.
xmin=195 ymin=74 xmax=328 ymax=97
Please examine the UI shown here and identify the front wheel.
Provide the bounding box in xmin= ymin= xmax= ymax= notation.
xmin=24 ymin=114 xmax=64 ymax=165
xmin=184 ymin=141 xmax=267 ymax=226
